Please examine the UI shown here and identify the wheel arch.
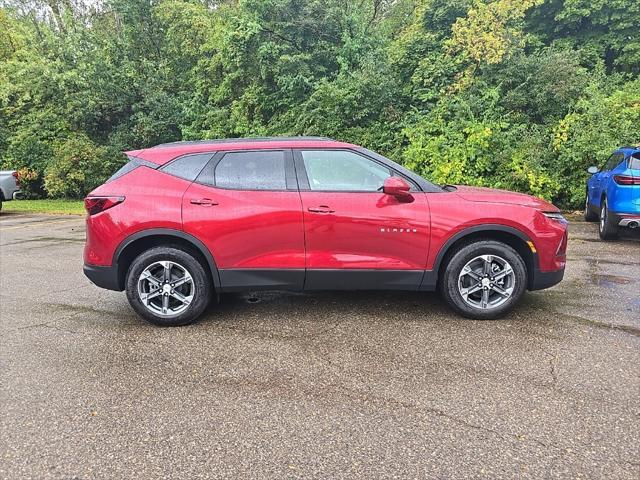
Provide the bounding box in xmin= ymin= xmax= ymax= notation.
xmin=113 ymin=229 xmax=221 ymax=291
xmin=433 ymin=225 xmax=539 ymax=290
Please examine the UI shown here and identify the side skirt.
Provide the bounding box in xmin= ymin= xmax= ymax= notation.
xmin=218 ymin=269 xmax=439 ymax=292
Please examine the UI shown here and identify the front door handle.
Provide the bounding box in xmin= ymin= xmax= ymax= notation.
xmin=307 ymin=205 xmax=335 ymax=213
xmin=190 ymin=198 xmax=218 ymax=206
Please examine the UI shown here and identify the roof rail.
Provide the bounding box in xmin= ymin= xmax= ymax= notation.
xmin=153 ymin=136 xmax=334 ymax=148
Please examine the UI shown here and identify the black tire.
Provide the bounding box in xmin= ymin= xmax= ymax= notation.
xmin=439 ymin=240 xmax=527 ymax=320
xmin=125 ymin=246 xmax=212 ymax=326
xmin=584 ymin=192 xmax=598 ymax=222
xmin=598 ymin=198 xmax=618 ymax=240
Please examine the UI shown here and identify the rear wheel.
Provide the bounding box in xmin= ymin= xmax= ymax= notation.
xmin=440 ymin=240 xmax=527 ymax=320
xmin=598 ymin=198 xmax=618 ymax=240
xmin=125 ymin=246 xmax=212 ymax=326
xmin=584 ymin=192 xmax=597 ymax=222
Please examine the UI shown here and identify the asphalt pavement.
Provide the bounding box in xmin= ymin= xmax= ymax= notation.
xmin=1 ymin=212 xmax=638 ymax=479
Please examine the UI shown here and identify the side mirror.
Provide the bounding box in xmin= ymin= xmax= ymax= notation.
xmin=383 ymin=177 xmax=411 ymax=198
xmin=587 ymin=166 xmax=600 ymax=174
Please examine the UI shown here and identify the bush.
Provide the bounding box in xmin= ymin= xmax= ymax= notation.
xmin=43 ymin=135 xmax=124 ymax=198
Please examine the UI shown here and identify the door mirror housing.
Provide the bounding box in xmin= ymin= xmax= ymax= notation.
xmin=383 ymin=177 xmax=411 ymax=198
xmin=587 ymin=166 xmax=600 ymax=175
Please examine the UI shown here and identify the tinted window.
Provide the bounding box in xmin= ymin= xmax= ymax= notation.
xmin=215 ymin=151 xmax=286 ymax=190
xmin=628 ymin=154 xmax=640 ymax=170
xmin=604 ymin=153 xmax=624 ymax=171
xmin=106 ymin=156 xmax=157 ymax=183
xmin=161 ymin=153 xmax=212 ymax=181
xmin=301 ymin=150 xmax=392 ymax=191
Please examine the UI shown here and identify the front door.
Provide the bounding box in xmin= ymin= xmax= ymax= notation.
xmin=182 ymin=149 xmax=305 ymax=291
xmin=295 ymin=149 xmax=430 ymax=290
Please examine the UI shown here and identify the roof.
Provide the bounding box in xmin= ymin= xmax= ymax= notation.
xmin=126 ymin=136 xmax=356 ymax=164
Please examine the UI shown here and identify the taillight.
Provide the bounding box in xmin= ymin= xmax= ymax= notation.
xmin=12 ymin=171 xmax=20 ymax=187
xmin=84 ymin=196 xmax=125 ymax=216
xmin=613 ymin=175 xmax=640 ymax=185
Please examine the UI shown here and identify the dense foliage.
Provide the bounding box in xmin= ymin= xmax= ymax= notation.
xmin=1 ymin=0 xmax=638 ymax=205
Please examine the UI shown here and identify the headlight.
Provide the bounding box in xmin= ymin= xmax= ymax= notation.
xmin=542 ymin=212 xmax=567 ymax=223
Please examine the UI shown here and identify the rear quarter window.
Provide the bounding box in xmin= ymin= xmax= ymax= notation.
xmin=106 ymin=157 xmax=156 ymax=183
xmin=160 ymin=153 xmax=214 ymax=181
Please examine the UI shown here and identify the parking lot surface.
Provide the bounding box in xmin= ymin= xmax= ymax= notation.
xmin=1 ymin=213 xmax=639 ymax=479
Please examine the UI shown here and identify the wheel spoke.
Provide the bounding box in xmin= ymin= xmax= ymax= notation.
xmin=171 ymin=291 xmax=191 ymax=306
xmin=492 ymin=285 xmax=511 ymax=297
xmin=493 ymin=267 xmax=512 ymax=281
xmin=163 ymin=261 xmax=172 ymax=282
xmin=462 ymin=266 xmax=481 ymax=281
xmin=141 ymin=290 xmax=161 ymax=305
xmin=162 ymin=294 xmax=169 ymax=314
xmin=141 ymin=271 xmax=162 ymax=288
xmin=483 ymin=256 xmax=493 ymax=275
xmin=172 ymin=276 xmax=192 ymax=288
xmin=481 ymin=288 xmax=489 ymax=308
xmin=461 ymin=284 xmax=482 ymax=298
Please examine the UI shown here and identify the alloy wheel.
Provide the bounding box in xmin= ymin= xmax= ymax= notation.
xmin=457 ymin=254 xmax=515 ymax=310
xmin=137 ymin=261 xmax=195 ymax=317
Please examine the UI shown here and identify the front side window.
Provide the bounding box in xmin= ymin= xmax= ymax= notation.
xmin=215 ymin=151 xmax=287 ymax=190
xmin=301 ymin=150 xmax=392 ymax=191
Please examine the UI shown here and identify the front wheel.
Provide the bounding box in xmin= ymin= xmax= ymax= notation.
xmin=125 ymin=246 xmax=212 ymax=326
xmin=440 ymin=240 xmax=527 ymax=320
xmin=598 ymin=198 xmax=618 ymax=240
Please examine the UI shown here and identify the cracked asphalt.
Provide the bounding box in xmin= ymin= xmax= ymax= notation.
xmin=1 ymin=213 xmax=639 ymax=479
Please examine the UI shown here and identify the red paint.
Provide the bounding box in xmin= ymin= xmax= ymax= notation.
xmin=85 ymin=140 xmax=567 ymax=285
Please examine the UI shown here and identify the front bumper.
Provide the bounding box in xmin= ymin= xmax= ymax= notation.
xmin=83 ymin=264 xmax=122 ymax=291
xmin=530 ymin=267 xmax=565 ymax=291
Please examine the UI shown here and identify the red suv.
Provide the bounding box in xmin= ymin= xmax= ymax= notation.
xmin=84 ymin=137 xmax=567 ymax=326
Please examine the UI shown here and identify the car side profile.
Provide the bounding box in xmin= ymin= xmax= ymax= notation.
xmin=584 ymin=146 xmax=640 ymax=239
xmin=83 ymin=137 xmax=568 ymax=326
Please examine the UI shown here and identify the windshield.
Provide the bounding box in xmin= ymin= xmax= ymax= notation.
xmin=629 ymin=153 xmax=640 ymax=170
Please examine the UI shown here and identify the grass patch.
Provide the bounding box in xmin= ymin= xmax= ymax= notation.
xmin=1 ymin=199 xmax=85 ymax=215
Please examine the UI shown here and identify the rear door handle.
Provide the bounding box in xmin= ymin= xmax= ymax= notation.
xmin=307 ymin=205 xmax=335 ymax=213
xmin=190 ymin=198 xmax=218 ymax=206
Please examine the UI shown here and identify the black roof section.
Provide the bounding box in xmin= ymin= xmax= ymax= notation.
xmin=153 ymin=136 xmax=334 ymax=148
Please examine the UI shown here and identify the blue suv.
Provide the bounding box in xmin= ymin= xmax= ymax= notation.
xmin=585 ymin=146 xmax=640 ymax=239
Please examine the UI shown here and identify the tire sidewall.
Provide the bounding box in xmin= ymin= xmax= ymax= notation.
xmin=598 ymin=198 xmax=618 ymax=240
xmin=441 ymin=241 xmax=527 ymax=320
xmin=125 ymin=247 xmax=211 ymax=326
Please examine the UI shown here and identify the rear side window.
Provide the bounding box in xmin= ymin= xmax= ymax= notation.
xmin=161 ymin=153 xmax=213 ymax=181
xmin=214 ymin=151 xmax=286 ymax=190
xmin=604 ymin=153 xmax=624 ymax=171
xmin=629 ymin=154 xmax=640 ymax=170
xmin=106 ymin=156 xmax=157 ymax=183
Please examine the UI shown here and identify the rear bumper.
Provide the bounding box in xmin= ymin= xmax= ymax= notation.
xmin=530 ymin=267 xmax=565 ymax=291
xmin=83 ymin=264 xmax=122 ymax=291
xmin=617 ymin=214 xmax=640 ymax=228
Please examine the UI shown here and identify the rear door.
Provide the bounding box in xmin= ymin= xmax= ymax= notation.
xmin=182 ymin=149 xmax=305 ymax=291
xmin=295 ymin=149 xmax=430 ymax=290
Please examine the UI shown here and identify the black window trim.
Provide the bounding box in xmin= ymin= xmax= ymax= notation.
xmin=293 ymin=148 xmax=422 ymax=193
xmin=194 ymin=148 xmax=296 ymax=192
xmin=159 ymin=151 xmax=216 ymax=182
